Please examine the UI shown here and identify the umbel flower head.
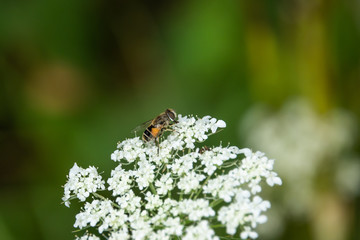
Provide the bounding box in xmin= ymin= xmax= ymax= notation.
xmin=62 ymin=113 xmax=282 ymax=240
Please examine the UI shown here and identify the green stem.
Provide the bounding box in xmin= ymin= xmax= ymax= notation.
xmin=168 ymin=190 xmax=171 ymax=199
xmin=194 ymin=174 xmax=212 ymax=199
xmin=189 ymin=191 xmax=194 ymax=199
xmin=210 ymin=198 xmax=223 ymax=208
xmin=92 ymin=192 xmax=121 ymax=208
xmin=149 ymin=182 xmax=157 ymax=195
xmin=207 ymin=128 xmax=224 ymax=137
xmin=210 ymin=224 xmax=224 ymax=228
xmin=92 ymin=192 xmax=106 ymax=200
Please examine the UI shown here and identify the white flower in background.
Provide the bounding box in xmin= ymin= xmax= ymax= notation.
xmin=63 ymin=113 xmax=281 ymax=239
xmin=335 ymin=158 xmax=360 ymax=197
xmin=241 ymin=99 xmax=360 ymax=239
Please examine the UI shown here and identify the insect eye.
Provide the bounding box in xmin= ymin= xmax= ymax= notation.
xmin=166 ymin=109 xmax=176 ymax=121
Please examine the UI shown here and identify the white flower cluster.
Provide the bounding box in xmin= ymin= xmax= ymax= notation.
xmin=63 ymin=114 xmax=281 ymax=240
xmin=242 ymin=100 xmax=359 ymax=211
xmin=62 ymin=163 xmax=105 ymax=207
xmin=76 ymin=234 xmax=100 ymax=240
xmin=241 ymin=99 xmax=360 ymax=238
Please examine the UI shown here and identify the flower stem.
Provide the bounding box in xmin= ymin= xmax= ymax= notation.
xmin=210 ymin=198 xmax=223 ymax=208
xmin=149 ymin=182 xmax=157 ymax=195
xmin=92 ymin=192 xmax=121 ymax=208
xmin=210 ymin=224 xmax=224 ymax=228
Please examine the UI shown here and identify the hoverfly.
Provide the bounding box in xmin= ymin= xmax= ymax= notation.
xmin=134 ymin=108 xmax=178 ymax=153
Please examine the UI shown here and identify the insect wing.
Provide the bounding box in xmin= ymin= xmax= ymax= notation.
xmin=132 ymin=119 xmax=153 ymax=135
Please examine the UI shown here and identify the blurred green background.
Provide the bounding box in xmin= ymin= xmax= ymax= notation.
xmin=1 ymin=1 xmax=359 ymax=240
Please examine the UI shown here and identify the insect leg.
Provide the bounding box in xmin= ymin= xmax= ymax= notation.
xmin=156 ymin=137 xmax=160 ymax=155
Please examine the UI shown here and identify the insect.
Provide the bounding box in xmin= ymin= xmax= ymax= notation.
xmin=199 ymin=145 xmax=211 ymax=154
xmin=135 ymin=108 xmax=178 ymax=152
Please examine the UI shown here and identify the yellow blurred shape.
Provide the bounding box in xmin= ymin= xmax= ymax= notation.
xmin=26 ymin=62 xmax=89 ymax=115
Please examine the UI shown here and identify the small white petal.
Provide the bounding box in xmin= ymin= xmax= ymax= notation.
xmin=216 ymin=120 xmax=226 ymax=128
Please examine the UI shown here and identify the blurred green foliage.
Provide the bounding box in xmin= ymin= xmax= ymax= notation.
xmin=0 ymin=1 xmax=359 ymax=240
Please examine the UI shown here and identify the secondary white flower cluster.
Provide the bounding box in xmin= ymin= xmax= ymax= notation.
xmin=241 ymin=99 xmax=360 ymax=239
xmin=63 ymin=114 xmax=281 ymax=240
xmin=62 ymin=163 xmax=105 ymax=207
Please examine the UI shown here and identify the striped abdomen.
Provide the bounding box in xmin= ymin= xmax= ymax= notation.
xmin=142 ymin=125 xmax=162 ymax=142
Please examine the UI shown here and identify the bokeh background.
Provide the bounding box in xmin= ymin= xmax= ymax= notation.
xmin=1 ymin=1 xmax=360 ymax=239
